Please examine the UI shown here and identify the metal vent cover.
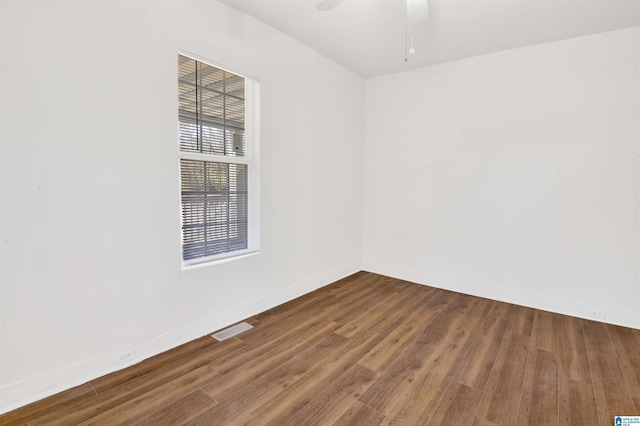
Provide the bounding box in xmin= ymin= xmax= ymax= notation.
xmin=211 ymin=321 xmax=253 ymax=341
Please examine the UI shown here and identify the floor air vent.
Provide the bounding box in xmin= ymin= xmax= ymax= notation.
xmin=211 ymin=321 xmax=253 ymax=341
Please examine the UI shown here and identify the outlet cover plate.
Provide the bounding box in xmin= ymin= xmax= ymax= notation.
xmin=116 ymin=349 xmax=136 ymax=365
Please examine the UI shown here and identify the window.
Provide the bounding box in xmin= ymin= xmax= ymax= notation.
xmin=178 ymin=53 xmax=260 ymax=266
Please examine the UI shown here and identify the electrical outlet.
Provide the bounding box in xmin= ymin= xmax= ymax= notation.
xmin=590 ymin=308 xmax=606 ymax=320
xmin=115 ymin=349 xmax=136 ymax=365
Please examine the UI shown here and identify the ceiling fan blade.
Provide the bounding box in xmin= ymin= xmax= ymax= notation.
xmin=316 ymin=0 xmax=344 ymax=11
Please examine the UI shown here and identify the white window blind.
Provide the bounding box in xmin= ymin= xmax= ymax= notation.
xmin=178 ymin=53 xmax=260 ymax=266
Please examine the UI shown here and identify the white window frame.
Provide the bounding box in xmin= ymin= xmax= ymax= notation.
xmin=178 ymin=50 xmax=260 ymax=269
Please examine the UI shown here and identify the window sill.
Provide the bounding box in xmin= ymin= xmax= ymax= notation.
xmin=181 ymin=250 xmax=259 ymax=271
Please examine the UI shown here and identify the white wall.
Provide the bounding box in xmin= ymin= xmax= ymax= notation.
xmin=363 ymin=27 xmax=640 ymax=330
xmin=0 ymin=0 xmax=364 ymax=413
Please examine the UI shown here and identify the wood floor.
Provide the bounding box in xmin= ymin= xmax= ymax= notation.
xmin=2 ymin=272 xmax=639 ymax=425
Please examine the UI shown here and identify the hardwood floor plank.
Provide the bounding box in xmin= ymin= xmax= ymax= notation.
xmin=377 ymin=303 xmax=484 ymax=424
xmin=475 ymin=331 xmax=530 ymax=425
xmin=530 ymin=309 xmax=559 ymax=353
xmin=607 ymin=325 xmax=640 ymax=400
xmin=333 ymin=401 xmax=385 ymax=426
xmin=281 ymin=364 xmax=379 ymax=426
xmin=447 ymin=291 xmax=478 ymax=311
xmin=359 ymin=307 xmax=438 ymax=373
xmin=454 ymin=315 xmax=507 ymax=391
xmin=210 ymin=305 xmax=346 ymax=376
xmin=506 ymin=304 xmax=536 ymax=336
xmin=583 ymin=320 xmax=638 ymax=424
xmin=201 ymin=320 xmax=341 ymax=400
xmin=557 ymin=315 xmax=591 ymax=384
xmin=367 ymin=286 xmax=436 ymax=335
xmin=361 ymin=299 xmax=483 ymax=423
xmin=56 ymin=365 xmax=218 ymax=426
xmin=257 ymin=276 xmax=389 ymax=334
xmin=517 ymin=348 xmax=558 ymax=426
xmin=250 ymin=330 xmax=383 ymax=425
xmin=395 ymin=280 xmax=427 ymax=296
xmin=238 ymin=300 xmax=341 ymax=346
xmin=130 ymin=390 xmax=217 ymax=426
xmin=335 ymin=291 xmax=408 ymax=338
xmin=193 ymin=333 xmax=350 ymax=425
xmin=27 ymin=338 xmax=240 ymax=425
xmin=358 ymin=304 xmax=464 ymax=413
xmin=489 ymin=302 xmax=535 ymax=336
xmin=196 ymin=337 xmax=252 ymax=374
xmin=331 ymin=281 xmax=401 ymax=325
xmin=558 ymin=377 xmax=598 ymax=425
xmin=472 ymin=416 xmax=500 ymax=426
xmin=420 ymin=288 xmax=455 ymax=311
xmin=427 ymin=382 xmax=483 ymax=425
xmin=90 ymin=336 xmax=216 ymax=393
xmin=0 ymin=383 xmax=96 ymax=426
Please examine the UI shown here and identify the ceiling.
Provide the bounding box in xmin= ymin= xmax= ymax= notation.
xmin=218 ymin=0 xmax=640 ymax=78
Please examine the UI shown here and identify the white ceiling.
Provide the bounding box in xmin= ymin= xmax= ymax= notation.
xmin=219 ymin=0 xmax=640 ymax=78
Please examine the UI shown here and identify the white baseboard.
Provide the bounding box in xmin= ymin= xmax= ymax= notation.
xmin=0 ymin=262 xmax=361 ymax=415
xmin=362 ymin=260 xmax=640 ymax=330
